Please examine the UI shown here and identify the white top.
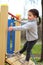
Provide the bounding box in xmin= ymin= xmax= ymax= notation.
xmin=13 ymin=20 xmax=38 ymax=41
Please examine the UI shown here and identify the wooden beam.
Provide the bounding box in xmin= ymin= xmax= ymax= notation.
xmin=0 ymin=4 xmax=8 ymax=65
xmin=15 ymin=22 xmax=21 ymax=52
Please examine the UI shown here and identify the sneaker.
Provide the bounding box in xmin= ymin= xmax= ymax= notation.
xmin=21 ymin=60 xmax=29 ymax=65
xmin=15 ymin=51 xmax=21 ymax=58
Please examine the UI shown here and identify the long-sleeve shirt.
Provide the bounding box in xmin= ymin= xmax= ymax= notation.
xmin=13 ymin=20 xmax=38 ymax=41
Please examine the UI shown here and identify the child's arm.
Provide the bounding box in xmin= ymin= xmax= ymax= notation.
xmin=8 ymin=22 xmax=32 ymax=31
xmin=17 ymin=19 xmax=28 ymax=24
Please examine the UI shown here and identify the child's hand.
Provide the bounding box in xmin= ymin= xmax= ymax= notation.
xmin=8 ymin=26 xmax=13 ymax=31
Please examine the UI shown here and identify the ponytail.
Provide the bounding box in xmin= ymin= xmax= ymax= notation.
xmin=37 ymin=16 xmax=41 ymax=25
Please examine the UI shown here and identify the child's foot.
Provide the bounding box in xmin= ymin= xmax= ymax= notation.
xmin=21 ymin=60 xmax=29 ymax=65
xmin=15 ymin=51 xmax=21 ymax=58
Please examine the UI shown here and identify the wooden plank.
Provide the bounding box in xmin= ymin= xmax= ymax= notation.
xmin=28 ymin=60 xmax=35 ymax=65
xmin=6 ymin=54 xmax=24 ymax=64
xmin=0 ymin=4 xmax=8 ymax=65
xmin=6 ymin=57 xmax=17 ymax=64
xmin=12 ymin=60 xmax=35 ymax=65
xmin=12 ymin=61 xmax=21 ymax=65
xmin=15 ymin=22 xmax=21 ymax=52
xmin=6 ymin=54 xmax=35 ymax=65
xmin=6 ymin=56 xmax=21 ymax=65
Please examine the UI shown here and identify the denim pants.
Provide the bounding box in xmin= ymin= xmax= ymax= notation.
xmin=19 ymin=40 xmax=37 ymax=61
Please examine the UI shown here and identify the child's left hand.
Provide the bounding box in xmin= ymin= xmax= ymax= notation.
xmin=8 ymin=26 xmax=13 ymax=31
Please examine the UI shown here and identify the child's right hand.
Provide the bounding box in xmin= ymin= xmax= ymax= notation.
xmin=8 ymin=26 xmax=13 ymax=31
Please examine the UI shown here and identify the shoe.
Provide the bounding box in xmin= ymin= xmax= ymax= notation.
xmin=15 ymin=51 xmax=21 ymax=58
xmin=21 ymin=60 xmax=29 ymax=65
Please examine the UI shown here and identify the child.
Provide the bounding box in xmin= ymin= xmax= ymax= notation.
xmin=8 ymin=9 xmax=41 ymax=65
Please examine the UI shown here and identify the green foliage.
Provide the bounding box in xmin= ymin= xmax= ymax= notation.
xmin=31 ymin=43 xmax=41 ymax=55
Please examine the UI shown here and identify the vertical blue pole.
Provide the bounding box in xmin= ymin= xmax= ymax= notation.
xmin=7 ymin=19 xmax=15 ymax=54
xmin=12 ymin=22 xmax=15 ymax=52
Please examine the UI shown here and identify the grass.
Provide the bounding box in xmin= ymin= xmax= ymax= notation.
xmin=32 ymin=43 xmax=41 ymax=55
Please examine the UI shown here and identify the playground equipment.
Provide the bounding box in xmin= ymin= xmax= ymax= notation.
xmin=7 ymin=12 xmax=21 ymax=54
xmin=0 ymin=4 xmax=8 ymax=65
xmin=7 ymin=13 xmax=21 ymax=54
xmin=7 ymin=18 xmax=15 ymax=54
xmin=0 ymin=4 xmax=35 ymax=65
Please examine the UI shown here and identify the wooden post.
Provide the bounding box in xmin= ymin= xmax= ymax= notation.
xmin=15 ymin=14 xmax=21 ymax=52
xmin=0 ymin=4 xmax=8 ymax=65
xmin=15 ymin=22 xmax=21 ymax=52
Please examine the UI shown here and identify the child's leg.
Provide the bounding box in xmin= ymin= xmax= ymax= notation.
xmin=15 ymin=41 xmax=28 ymax=57
xmin=26 ymin=40 xmax=37 ymax=61
xmin=19 ymin=41 xmax=28 ymax=54
xmin=14 ymin=41 xmax=28 ymax=62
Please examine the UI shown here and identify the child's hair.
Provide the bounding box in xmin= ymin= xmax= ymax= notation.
xmin=29 ymin=9 xmax=41 ymax=25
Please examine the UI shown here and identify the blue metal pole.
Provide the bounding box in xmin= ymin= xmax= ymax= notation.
xmin=7 ymin=19 xmax=15 ymax=54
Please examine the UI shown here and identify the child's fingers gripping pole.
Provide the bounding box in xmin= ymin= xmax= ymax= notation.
xmin=8 ymin=21 xmax=14 ymax=31
xmin=8 ymin=26 xmax=13 ymax=31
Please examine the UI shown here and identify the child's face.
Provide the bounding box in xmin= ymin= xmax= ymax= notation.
xmin=28 ymin=12 xmax=36 ymax=20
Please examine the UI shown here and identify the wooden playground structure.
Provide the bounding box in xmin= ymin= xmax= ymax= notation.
xmin=0 ymin=4 xmax=35 ymax=65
